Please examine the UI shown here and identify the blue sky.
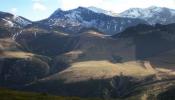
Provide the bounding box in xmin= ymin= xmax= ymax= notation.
xmin=1 ymin=0 xmax=175 ymax=21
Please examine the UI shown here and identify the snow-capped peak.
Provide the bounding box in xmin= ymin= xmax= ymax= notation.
xmin=43 ymin=6 xmax=146 ymax=35
xmin=0 ymin=11 xmax=32 ymax=27
xmin=50 ymin=8 xmax=64 ymax=18
xmin=87 ymin=6 xmax=118 ymax=16
xmin=119 ymin=6 xmax=175 ymax=25
xmin=120 ymin=6 xmax=165 ymax=18
xmin=119 ymin=8 xmax=143 ymax=18
xmin=147 ymin=6 xmax=160 ymax=10
xmin=13 ymin=16 xmax=32 ymax=26
xmin=146 ymin=6 xmax=165 ymax=12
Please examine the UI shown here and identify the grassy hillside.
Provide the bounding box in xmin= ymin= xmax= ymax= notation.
xmin=0 ymin=87 xmax=162 ymax=100
xmin=1 ymin=24 xmax=175 ymax=99
xmin=57 ymin=60 xmax=155 ymax=83
xmin=0 ymin=88 xmax=102 ymax=100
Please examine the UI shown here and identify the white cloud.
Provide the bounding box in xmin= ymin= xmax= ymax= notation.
xmin=117 ymin=0 xmax=175 ymax=12
xmin=33 ymin=2 xmax=47 ymax=11
xmin=60 ymin=0 xmax=105 ymax=10
xmin=10 ymin=8 xmax=18 ymax=15
xmin=59 ymin=0 xmax=175 ymax=13
xmin=32 ymin=0 xmax=47 ymax=12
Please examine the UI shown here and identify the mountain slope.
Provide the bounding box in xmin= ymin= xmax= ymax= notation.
xmin=1 ymin=9 xmax=175 ymax=99
xmin=119 ymin=6 xmax=175 ymax=25
xmin=0 ymin=11 xmax=32 ymax=28
xmin=21 ymin=23 xmax=175 ymax=98
xmin=0 ymin=38 xmax=50 ymax=87
xmin=37 ymin=7 xmax=146 ymax=35
xmin=87 ymin=6 xmax=118 ymax=16
xmin=0 ymin=11 xmax=32 ymax=39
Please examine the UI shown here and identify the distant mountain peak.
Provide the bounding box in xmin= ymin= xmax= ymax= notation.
xmin=49 ymin=8 xmax=64 ymax=18
xmin=77 ymin=6 xmax=88 ymax=10
xmin=49 ymin=7 xmax=92 ymax=19
xmin=40 ymin=6 xmax=146 ymax=35
xmin=50 ymin=6 xmax=119 ymax=19
xmin=146 ymin=6 xmax=165 ymax=12
xmin=147 ymin=6 xmax=159 ymax=9
xmin=119 ymin=6 xmax=175 ymax=25
xmin=0 ymin=11 xmax=31 ymax=27
xmin=87 ymin=6 xmax=107 ymax=13
xmin=87 ymin=6 xmax=118 ymax=16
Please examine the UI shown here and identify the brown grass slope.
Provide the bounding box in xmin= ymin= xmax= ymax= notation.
xmin=1 ymin=24 xmax=175 ymax=99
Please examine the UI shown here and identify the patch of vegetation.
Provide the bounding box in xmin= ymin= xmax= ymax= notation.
xmin=0 ymin=88 xmax=102 ymax=100
xmin=157 ymin=87 xmax=175 ymax=100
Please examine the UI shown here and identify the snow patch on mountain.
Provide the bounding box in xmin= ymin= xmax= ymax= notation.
xmin=119 ymin=6 xmax=175 ymax=25
xmin=0 ymin=11 xmax=32 ymax=28
xmin=87 ymin=6 xmax=118 ymax=16
xmin=40 ymin=7 xmax=146 ymax=35
xmin=64 ymin=11 xmax=82 ymax=20
xmin=13 ymin=16 xmax=32 ymax=26
xmin=12 ymin=30 xmax=23 ymax=40
xmin=1 ymin=18 xmax=14 ymax=27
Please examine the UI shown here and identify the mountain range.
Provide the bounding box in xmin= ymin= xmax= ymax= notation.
xmin=1 ymin=6 xmax=175 ymax=36
xmin=37 ymin=7 xmax=146 ymax=35
xmin=119 ymin=6 xmax=175 ymax=25
xmin=0 ymin=6 xmax=175 ymax=100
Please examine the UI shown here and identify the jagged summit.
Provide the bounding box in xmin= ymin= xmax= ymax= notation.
xmin=39 ymin=6 xmax=146 ymax=35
